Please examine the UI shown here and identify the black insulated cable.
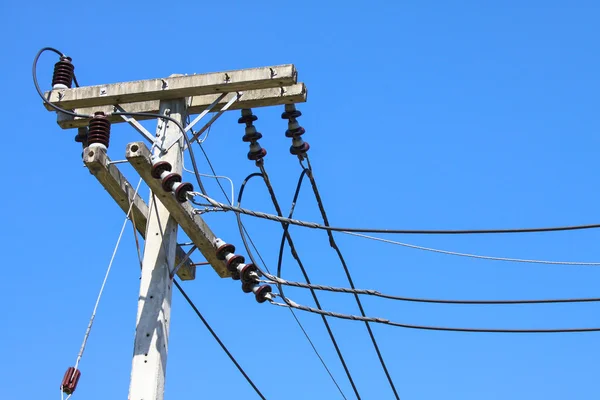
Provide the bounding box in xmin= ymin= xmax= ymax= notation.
xmin=245 ymin=163 xmax=363 ymax=400
xmin=304 ymin=155 xmax=401 ymax=400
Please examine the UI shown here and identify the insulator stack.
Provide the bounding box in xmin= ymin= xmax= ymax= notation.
xmin=213 ymin=238 xmax=271 ymax=302
xmin=52 ymin=56 xmax=75 ymax=89
xmin=238 ymin=109 xmax=267 ymax=161
xmin=87 ymin=112 xmax=111 ymax=150
xmin=225 ymin=252 xmax=245 ymax=280
xmin=281 ymin=104 xmax=310 ymax=156
xmin=150 ymin=160 xmax=194 ymax=203
xmin=60 ymin=367 xmax=81 ymax=395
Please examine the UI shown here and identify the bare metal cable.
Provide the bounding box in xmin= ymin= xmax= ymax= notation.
xmin=73 ymin=178 xmax=142 ymax=372
xmin=342 ymin=232 xmax=600 ymax=266
xmin=255 ymin=162 xmax=363 ymax=399
xmin=190 ymin=194 xmax=600 ymax=236
xmin=260 ymin=272 xmax=600 ymax=304
xmin=304 ymin=155 xmax=401 ymax=400
xmin=270 ymin=297 xmax=600 ymax=333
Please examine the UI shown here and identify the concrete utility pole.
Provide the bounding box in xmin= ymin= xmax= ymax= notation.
xmin=43 ymin=63 xmax=308 ymax=400
xmin=128 ymin=99 xmax=187 ymax=400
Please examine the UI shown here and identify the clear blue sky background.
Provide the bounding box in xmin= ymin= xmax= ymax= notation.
xmin=2 ymin=1 xmax=600 ymax=399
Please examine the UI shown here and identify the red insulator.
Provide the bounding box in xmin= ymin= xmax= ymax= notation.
xmin=60 ymin=367 xmax=81 ymax=395
xmin=240 ymin=263 xmax=258 ymax=283
xmin=87 ymin=112 xmax=111 ymax=148
xmin=238 ymin=113 xmax=258 ymax=124
xmin=242 ymin=131 xmax=263 ymax=142
xmin=151 ymin=161 xmax=172 ymax=179
xmin=242 ymin=281 xmax=255 ymax=293
xmin=174 ymin=182 xmax=193 ymax=203
xmin=290 ymin=142 xmax=310 ymax=156
xmin=285 ymin=126 xmax=305 ymax=138
xmin=52 ymin=56 xmax=75 ymax=88
xmin=226 ymin=255 xmax=245 ymax=271
xmin=248 ymin=147 xmax=267 ymax=161
xmin=281 ymin=109 xmax=302 ymax=119
xmin=216 ymin=243 xmax=235 ymax=260
xmin=255 ymin=284 xmax=272 ymax=303
xmin=161 ymin=173 xmax=182 ymax=192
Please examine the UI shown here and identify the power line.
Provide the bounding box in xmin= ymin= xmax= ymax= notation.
xmin=193 ymin=132 xmax=347 ymax=399
xmin=190 ymin=194 xmax=600 ymax=236
xmin=270 ymin=296 xmax=600 ymax=334
xmin=303 ymin=155 xmax=401 ymax=400
xmin=342 ymin=231 xmax=600 ymax=266
xmin=173 ymin=280 xmax=267 ymax=399
xmin=239 ymin=165 xmax=361 ymax=399
xmin=260 ymin=272 xmax=600 ymax=305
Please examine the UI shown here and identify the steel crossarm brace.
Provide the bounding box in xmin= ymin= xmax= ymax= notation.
xmin=54 ymin=84 xmax=307 ymax=129
xmin=44 ymin=64 xmax=297 ymax=110
xmin=184 ymin=93 xmax=228 ymax=133
xmin=125 ymin=141 xmax=230 ymax=278
xmin=183 ymin=91 xmax=243 ymax=150
xmin=114 ymin=105 xmax=159 ymax=148
xmin=83 ymin=146 xmax=196 ymax=280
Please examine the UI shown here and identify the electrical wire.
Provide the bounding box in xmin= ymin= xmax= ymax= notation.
xmin=173 ymin=280 xmax=267 ymax=399
xmin=341 ymin=232 xmax=600 ymax=266
xmin=242 ymin=163 xmax=363 ymax=399
xmin=235 ymin=202 xmax=349 ymax=399
xmin=197 ymin=137 xmax=347 ymax=398
xmin=33 ymin=47 xmax=90 ymax=118
xmin=73 ymin=178 xmax=142 ymax=372
xmin=304 ymin=155 xmax=401 ymax=400
xmin=189 ymin=193 xmax=600 ymax=236
xmin=33 ymin=47 xmax=208 ymax=197
xmin=128 ymin=192 xmax=267 ymax=399
xmin=269 ymin=297 xmax=600 ymax=333
xmin=259 ymin=272 xmax=600 ymax=304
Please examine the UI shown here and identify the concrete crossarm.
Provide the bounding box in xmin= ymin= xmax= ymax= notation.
xmin=83 ymin=147 xmax=196 ymax=280
xmin=56 ymin=84 xmax=307 ymax=129
xmin=44 ymin=64 xmax=297 ymax=110
xmin=125 ymin=142 xmax=230 ymax=278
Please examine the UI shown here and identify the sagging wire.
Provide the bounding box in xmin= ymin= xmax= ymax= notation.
xmin=340 ymin=232 xmax=600 ymax=266
xmin=189 ymin=193 xmax=600 ymax=236
xmin=302 ymin=155 xmax=400 ymax=400
xmin=258 ymin=272 xmax=600 ymax=305
xmin=269 ymin=296 xmax=600 ymax=334
xmin=195 ymin=130 xmax=348 ymax=398
xmin=238 ymin=169 xmax=358 ymax=400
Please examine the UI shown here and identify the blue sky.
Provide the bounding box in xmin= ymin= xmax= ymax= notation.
xmin=2 ymin=1 xmax=600 ymax=399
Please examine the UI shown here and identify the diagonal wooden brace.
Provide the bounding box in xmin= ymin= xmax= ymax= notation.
xmin=83 ymin=147 xmax=196 ymax=280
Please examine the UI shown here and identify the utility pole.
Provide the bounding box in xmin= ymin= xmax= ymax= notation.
xmin=128 ymin=99 xmax=187 ymax=400
xmin=43 ymin=62 xmax=307 ymax=400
